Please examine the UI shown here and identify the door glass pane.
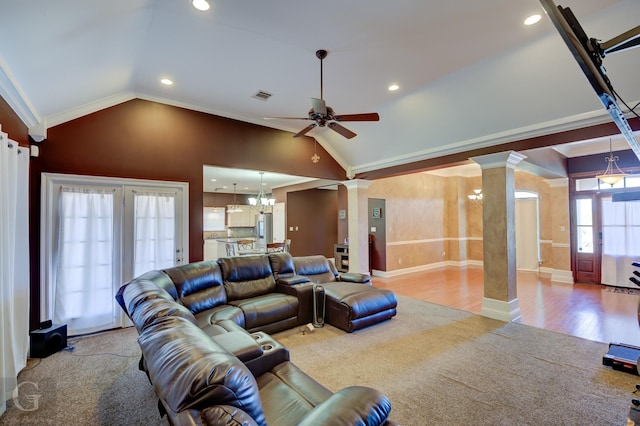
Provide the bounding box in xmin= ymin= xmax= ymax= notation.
xmin=55 ymin=188 xmax=116 ymax=335
xmin=625 ymin=176 xmax=640 ymax=188
xmin=576 ymin=198 xmax=592 ymax=226
xmin=133 ymin=192 xmax=176 ymax=277
xmin=576 ymin=198 xmax=593 ymax=253
xmin=576 ymin=178 xmax=599 ymax=191
xmin=577 ymin=226 xmax=594 ymax=253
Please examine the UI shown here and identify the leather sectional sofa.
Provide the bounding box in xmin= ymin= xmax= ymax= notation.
xmin=116 ymin=252 xmax=398 ymax=425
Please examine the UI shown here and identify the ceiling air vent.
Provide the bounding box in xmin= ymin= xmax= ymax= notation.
xmin=253 ymin=90 xmax=272 ymax=101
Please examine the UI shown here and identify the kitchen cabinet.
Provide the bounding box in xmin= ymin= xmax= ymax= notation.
xmin=227 ymin=206 xmax=257 ymax=227
xmin=204 ymin=240 xmax=218 ymax=261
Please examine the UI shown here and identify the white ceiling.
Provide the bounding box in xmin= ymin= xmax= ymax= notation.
xmin=203 ymin=166 xmax=318 ymax=194
xmin=1 ymin=0 xmax=639 ymax=185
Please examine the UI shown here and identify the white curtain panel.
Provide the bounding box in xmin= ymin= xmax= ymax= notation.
xmin=0 ymin=131 xmax=30 ymax=416
xmin=54 ymin=188 xmax=115 ymax=335
xmin=601 ymin=197 xmax=640 ymax=288
xmin=133 ymin=192 xmax=176 ymax=277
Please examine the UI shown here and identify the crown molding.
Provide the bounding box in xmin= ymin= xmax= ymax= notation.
xmin=46 ymin=91 xmax=136 ymax=127
xmin=0 ymin=57 xmax=40 ymax=127
xmin=350 ymin=108 xmax=617 ymax=176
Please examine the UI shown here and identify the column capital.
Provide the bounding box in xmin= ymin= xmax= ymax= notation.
xmin=470 ymin=151 xmax=527 ymax=170
xmin=341 ymin=179 xmax=372 ymax=190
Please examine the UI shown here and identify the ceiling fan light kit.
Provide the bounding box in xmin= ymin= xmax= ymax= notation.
xmin=266 ymin=49 xmax=379 ymax=141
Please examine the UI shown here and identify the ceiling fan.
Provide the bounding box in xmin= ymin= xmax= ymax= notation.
xmin=265 ymin=49 xmax=379 ymax=139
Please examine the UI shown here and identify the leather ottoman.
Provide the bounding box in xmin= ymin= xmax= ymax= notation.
xmin=322 ymin=282 xmax=397 ymax=332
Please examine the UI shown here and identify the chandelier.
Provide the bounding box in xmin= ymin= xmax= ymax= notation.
xmin=248 ymin=172 xmax=275 ymax=213
xmin=596 ymin=139 xmax=627 ymax=186
xmin=227 ymin=183 xmax=243 ymax=213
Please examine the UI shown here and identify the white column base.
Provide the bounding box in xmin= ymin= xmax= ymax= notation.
xmin=481 ymin=297 xmax=521 ymax=322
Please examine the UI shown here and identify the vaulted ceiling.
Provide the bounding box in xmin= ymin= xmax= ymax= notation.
xmin=1 ymin=0 xmax=638 ymax=181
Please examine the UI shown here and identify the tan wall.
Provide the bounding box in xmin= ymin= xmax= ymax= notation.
xmin=514 ymin=171 xmax=570 ymax=274
xmin=548 ymin=181 xmax=571 ymax=272
xmin=368 ymin=170 xmax=571 ymax=276
xmin=465 ymin=176 xmax=483 ymax=262
xmin=369 ymin=173 xmax=447 ymax=271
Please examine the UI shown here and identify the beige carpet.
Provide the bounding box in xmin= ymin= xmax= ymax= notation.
xmin=1 ymin=296 xmax=638 ymax=425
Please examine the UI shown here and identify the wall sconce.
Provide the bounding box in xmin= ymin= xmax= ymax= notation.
xmin=468 ymin=189 xmax=483 ymax=203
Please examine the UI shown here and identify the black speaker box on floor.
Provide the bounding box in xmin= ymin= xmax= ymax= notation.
xmin=30 ymin=323 xmax=67 ymax=358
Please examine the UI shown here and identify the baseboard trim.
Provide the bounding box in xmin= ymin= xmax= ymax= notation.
xmin=481 ymin=297 xmax=521 ymax=322
xmin=550 ymin=269 xmax=574 ymax=284
xmin=372 ymin=262 xmax=446 ymax=277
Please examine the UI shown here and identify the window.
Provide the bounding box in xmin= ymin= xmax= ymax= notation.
xmin=575 ymin=175 xmax=639 ymax=191
xmin=203 ymin=207 xmax=225 ymax=231
xmin=576 ymin=198 xmax=593 ymax=253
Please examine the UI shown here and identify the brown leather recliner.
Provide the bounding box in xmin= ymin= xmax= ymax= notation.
xmin=138 ymin=314 xmax=394 ymax=426
xmin=116 ymin=254 xmax=398 ymax=424
xmin=269 ymin=253 xmax=398 ymax=332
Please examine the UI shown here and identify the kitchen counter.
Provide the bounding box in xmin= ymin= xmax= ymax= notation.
xmin=204 ymin=237 xmax=261 ymax=261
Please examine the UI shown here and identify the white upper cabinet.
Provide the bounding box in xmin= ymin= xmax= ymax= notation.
xmin=227 ymin=206 xmax=257 ymax=227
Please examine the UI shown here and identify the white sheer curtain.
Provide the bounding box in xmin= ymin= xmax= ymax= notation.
xmin=601 ymin=197 xmax=640 ymax=288
xmin=54 ymin=188 xmax=116 ymax=335
xmin=0 ymin=130 xmax=30 ymax=416
xmin=133 ymin=191 xmax=176 ymax=277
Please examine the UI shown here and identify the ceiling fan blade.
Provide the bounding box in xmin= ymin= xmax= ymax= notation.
xmin=311 ymin=98 xmax=327 ymax=115
xmin=333 ymin=112 xmax=380 ymax=122
xmin=328 ymin=122 xmax=357 ymax=139
xmin=293 ymin=123 xmax=317 ymax=138
xmin=264 ymin=116 xmax=312 ymax=120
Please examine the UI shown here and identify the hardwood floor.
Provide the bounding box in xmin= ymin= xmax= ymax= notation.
xmin=372 ymin=266 xmax=640 ymax=345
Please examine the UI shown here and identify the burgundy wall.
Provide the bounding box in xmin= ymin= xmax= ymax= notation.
xmin=38 ymin=99 xmax=346 ymax=258
xmin=0 ymin=96 xmax=28 ymax=145
xmin=203 ymin=192 xmax=252 ymax=208
xmin=20 ymin=98 xmax=347 ymax=328
xmin=286 ymin=188 xmax=338 ymax=257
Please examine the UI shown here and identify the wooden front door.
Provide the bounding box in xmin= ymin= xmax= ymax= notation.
xmin=573 ymin=195 xmax=601 ymax=284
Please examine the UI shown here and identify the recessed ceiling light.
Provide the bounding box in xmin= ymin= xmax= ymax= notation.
xmin=388 ymin=84 xmax=399 ymax=91
xmin=210 ymin=178 xmax=216 ymax=182
xmin=192 ymin=0 xmax=210 ymax=11
xmin=524 ymin=14 xmax=541 ymax=26
xmin=160 ymin=78 xmax=173 ymax=86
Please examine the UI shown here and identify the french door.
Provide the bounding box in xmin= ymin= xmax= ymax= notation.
xmin=41 ymin=174 xmax=188 ymax=335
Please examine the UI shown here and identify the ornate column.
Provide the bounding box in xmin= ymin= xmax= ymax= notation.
xmin=470 ymin=151 xmax=526 ymax=321
xmin=342 ymin=179 xmax=371 ymax=274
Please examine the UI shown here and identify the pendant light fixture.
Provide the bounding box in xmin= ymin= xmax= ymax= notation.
xmin=596 ymin=139 xmax=627 ymax=186
xmin=228 ymin=183 xmax=243 ymax=213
